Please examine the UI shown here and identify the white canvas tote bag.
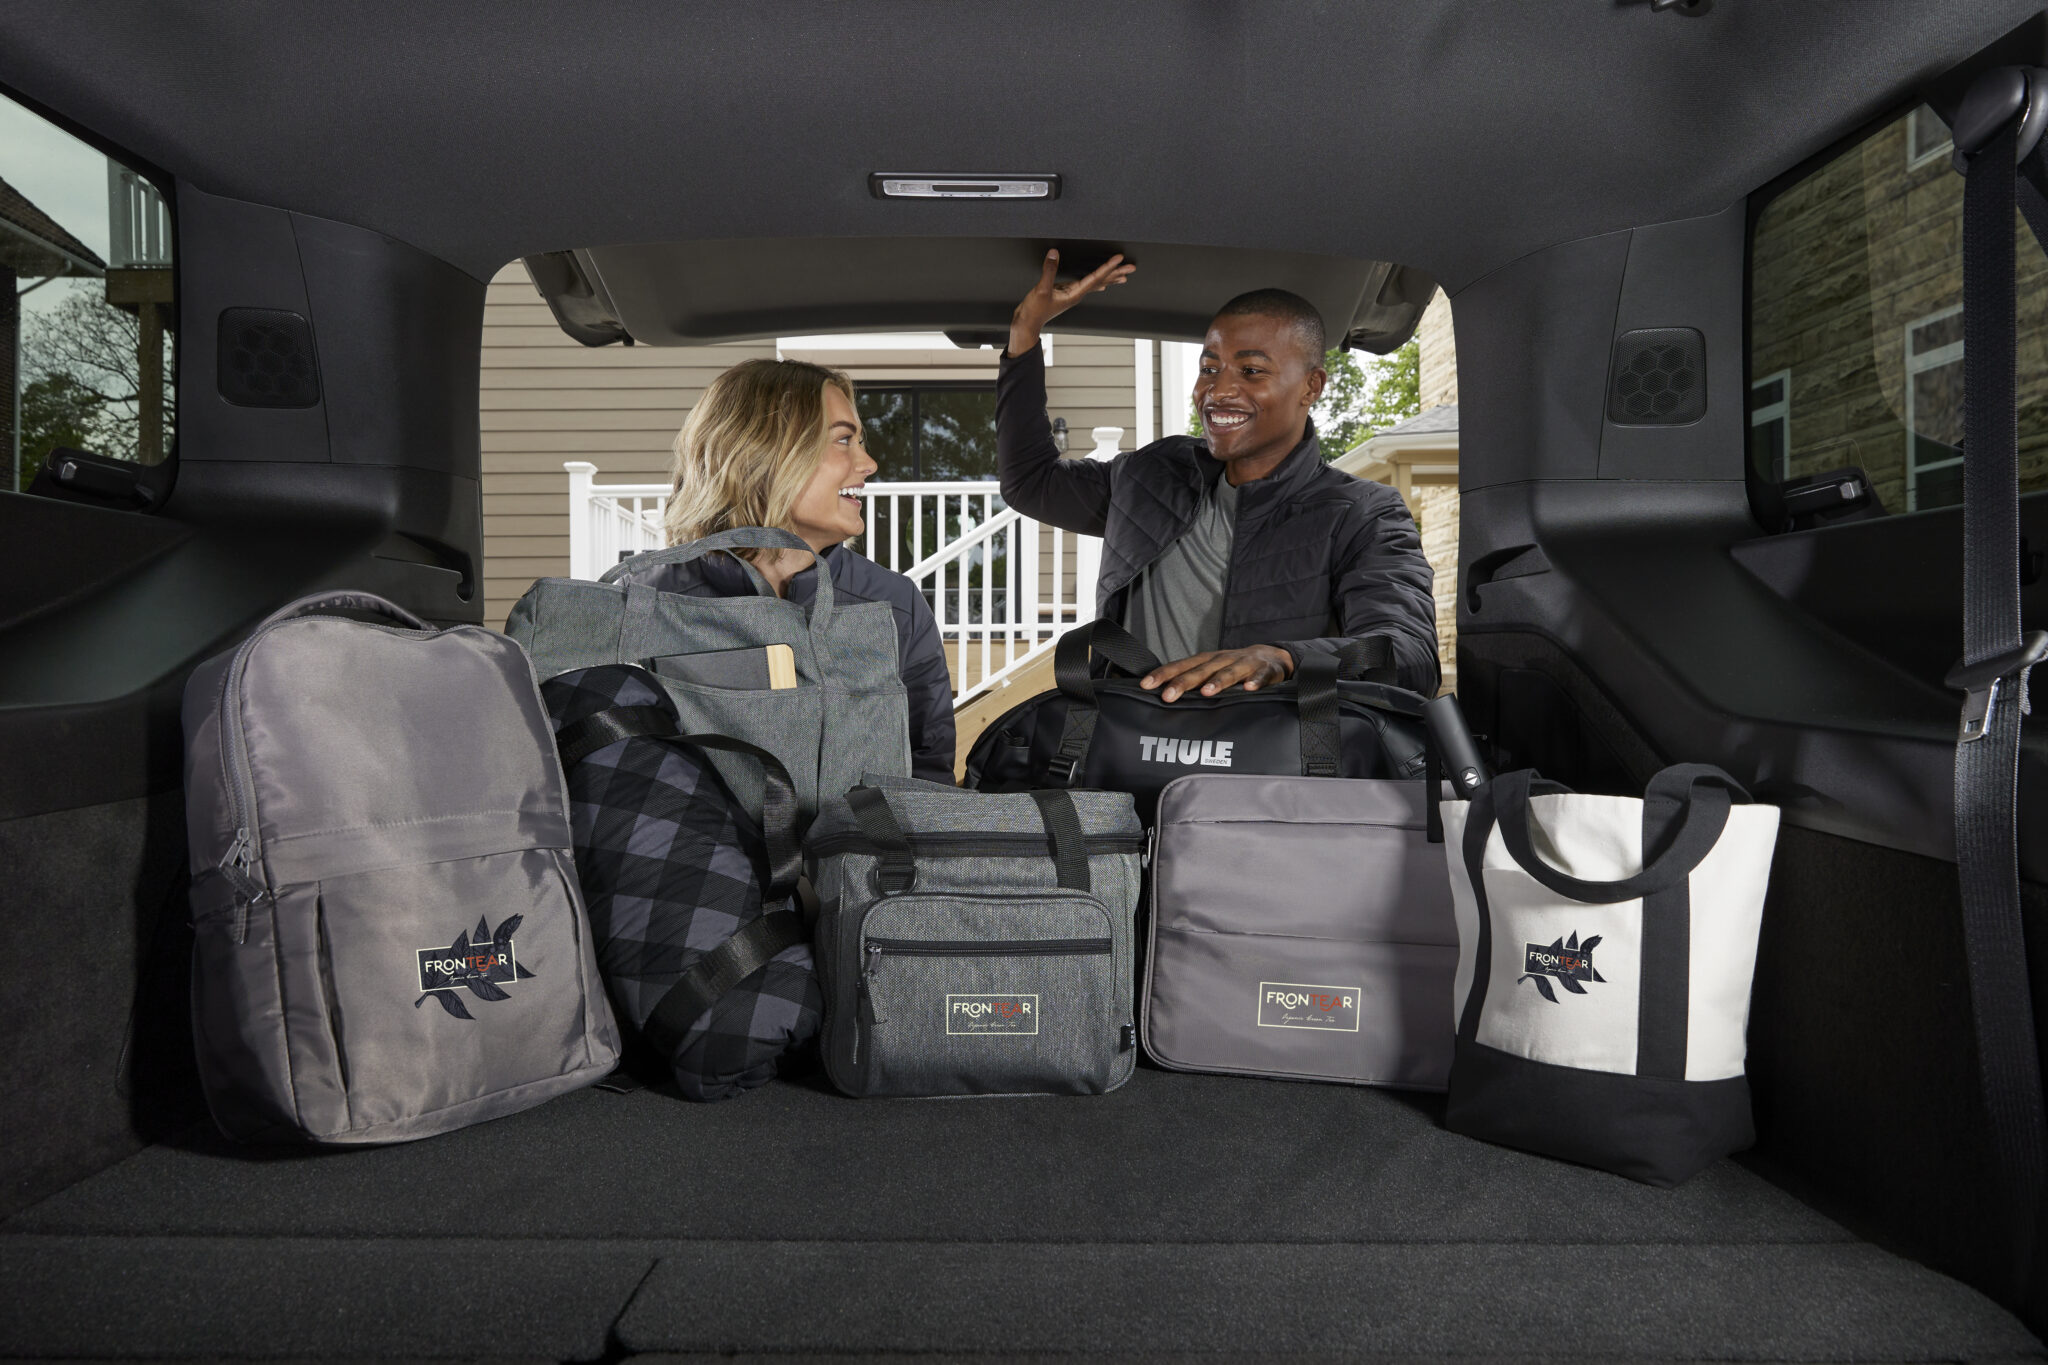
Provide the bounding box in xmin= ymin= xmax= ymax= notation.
xmin=1441 ymin=765 xmax=1779 ymax=1186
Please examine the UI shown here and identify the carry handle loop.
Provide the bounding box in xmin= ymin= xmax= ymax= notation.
xmin=1053 ymin=619 xmax=1166 ymax=703
xmin=255 ymin=590 xmax=430 ymax=634
xmin=552 ymin=704 xmax=802 ymax=902
xmin=602 ymin=526 xmax=835 ymax=632
xmin=1294 ymin=652 xmax=1343 ymax=778
xmin=847 ymin=785 xmax=917 ymax=894
xmin=1490 ymin=764 xmax=1747 ymax=905
xmin=1030 ymin=789 xmax=1092 ymax=892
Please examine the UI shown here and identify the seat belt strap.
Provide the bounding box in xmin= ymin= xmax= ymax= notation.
xmin=1953 ymin=68 xmax=2048 ymax=1295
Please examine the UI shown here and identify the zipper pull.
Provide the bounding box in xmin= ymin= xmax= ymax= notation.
xmin=1143 ymin=824 xmax=1158 ymax=868
xmin=216 ymin=828 xmax=270 ymax=945
xmin=857 ymin=971 xmax=883 ymax=1029
xmin=1121 ymin=1022 xmax=1137 ymax=1053
xmin=864 ymin=942 xmax=883 ymax=980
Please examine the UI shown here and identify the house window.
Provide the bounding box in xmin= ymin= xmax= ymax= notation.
xmin=858 ymin=383 xmax=998 ymax=481
xmin=1904 ymin=306 xmax=1965 ymax=511
xmin=1750 ymin=369 xmax=1791 ymax=480
xmin=1907 ymin=105 xmax=1952 ymax=170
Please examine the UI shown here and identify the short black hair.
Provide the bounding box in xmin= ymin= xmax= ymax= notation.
xmin=1211 ymin=289 xmax=1328 ymax=367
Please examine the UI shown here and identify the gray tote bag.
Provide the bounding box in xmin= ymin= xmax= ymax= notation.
xmin=506 ymin=527 xmax=911 ymax=821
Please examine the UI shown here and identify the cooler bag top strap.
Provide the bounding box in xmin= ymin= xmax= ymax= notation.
xmin=844 ymin=784 xmax=1094 ymax=894
xmin=1029 ymin=789 xmax=1092 ymax=892
xmin=552 ymin=700 xmax=806 ymax=1057
xmin=600 ymin=526 xmax=835 ymax=632
xmin=254 ymin=590 xmax=430 ymax=633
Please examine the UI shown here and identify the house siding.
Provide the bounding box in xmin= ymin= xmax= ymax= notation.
xmin=478 ymin=263 xmax=1144 ymax=627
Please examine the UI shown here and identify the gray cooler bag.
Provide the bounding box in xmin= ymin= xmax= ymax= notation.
xmin=1142 ymin=773 xmax=1458 ymax=1090
xmin=505 ymin=527 xmax=910 ymax=822
xmin=807 ymin=777 xmax=1145 ymax=1097
xmin=182 ymin=591 xmax=622 ymax=1143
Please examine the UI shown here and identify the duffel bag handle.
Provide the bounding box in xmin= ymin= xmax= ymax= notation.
xmin=552 ymin=698 xmax=808 ymax=1059
xmin=845 ymin=785 xmax=1092 ymax=894
xmin=1489 ymin=764 xmax=1750 ymax=904
xmin=255 ymin=590 xmax=430 ymax=634
xmin=601 ymin=526 xmax=834 ymax=631
xmin=1053 ymin=619 xmax=1165 ymax=703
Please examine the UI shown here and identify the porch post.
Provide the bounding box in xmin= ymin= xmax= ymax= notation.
xmin=565 ymin=461 xmax=596 ymax=579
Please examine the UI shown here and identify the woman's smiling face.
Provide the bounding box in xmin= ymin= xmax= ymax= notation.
xmin=787 ymin=384 xmax=877 ymax=551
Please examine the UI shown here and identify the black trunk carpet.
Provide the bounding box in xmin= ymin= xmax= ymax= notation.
xmin=0 ymin=1071 xmax=2036 ymax=1362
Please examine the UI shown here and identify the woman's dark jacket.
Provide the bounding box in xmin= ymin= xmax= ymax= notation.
xmin=996 ymin=344 xmax=1441 ymax=694
xmin=614 ymin=546 xmax=956 ymax=783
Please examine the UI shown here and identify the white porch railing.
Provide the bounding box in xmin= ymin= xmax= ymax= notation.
xmin=563 ymin=426 xmax=1120 ymax=706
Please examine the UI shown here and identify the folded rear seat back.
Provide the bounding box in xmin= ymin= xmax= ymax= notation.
xmin=180 ymin=591 xmax=621 ymax=1144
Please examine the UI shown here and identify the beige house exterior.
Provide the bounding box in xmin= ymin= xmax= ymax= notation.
xmin=478 ymin=263 xmax=1181 ymax=628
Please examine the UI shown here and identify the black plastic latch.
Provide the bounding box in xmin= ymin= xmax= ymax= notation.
xmin=1952 ymin=67 xmax=2048 ymax=172
xmin=1946 ymin=631 xmax=2048 ymax=743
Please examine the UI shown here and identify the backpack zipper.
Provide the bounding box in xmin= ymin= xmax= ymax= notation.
xmin=865 ymin=936 xmax=1113 ymax=958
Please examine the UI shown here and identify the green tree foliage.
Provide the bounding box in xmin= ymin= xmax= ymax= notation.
xmin=18 ymin=373 xmax=105 ymax=488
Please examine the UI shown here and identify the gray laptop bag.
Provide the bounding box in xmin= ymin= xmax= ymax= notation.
xmin=505 ymin=527 xmax=911 ymax=822
xmin=182 ymin=591 xmax=621 ymax=1143
xmin=807 ymin=777 xmax=1145 ymax=1097
xmin=1142 ymin=774 xmax=1457 ymax=1090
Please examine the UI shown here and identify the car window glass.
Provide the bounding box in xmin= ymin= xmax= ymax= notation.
xmin=1750 ymin=102 xmax=2047 ymax=516
xmin=1 ymin=90 xmax=176 ymax=492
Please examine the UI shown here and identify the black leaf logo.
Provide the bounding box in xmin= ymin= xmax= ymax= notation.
xmin=413 ymin=913 xmax=530 ymax=1019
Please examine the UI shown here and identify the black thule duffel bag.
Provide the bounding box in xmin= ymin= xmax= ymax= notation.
xmin=963 ymin=621 xmax=1431 ymax=823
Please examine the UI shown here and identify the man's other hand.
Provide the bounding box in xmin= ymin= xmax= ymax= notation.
xmin=1008 ymin=250 xmax=1136 ymax=357
xmin=1140 ymin=645 xmax=1294 ymax=703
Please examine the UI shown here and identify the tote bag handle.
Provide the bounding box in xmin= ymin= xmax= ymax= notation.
xmin=255 ymin=590 xmax=430 ymax=633
xmin=601 ymin=527 xmax=834 ymax=632
xmin=1490 ymin=764 xmax=1749 ymax=904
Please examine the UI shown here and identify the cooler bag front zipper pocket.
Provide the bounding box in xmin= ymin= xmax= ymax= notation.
xmin=852 ymin=892 xmax=1133 ymax=1097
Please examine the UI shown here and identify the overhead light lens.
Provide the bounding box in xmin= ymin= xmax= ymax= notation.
xmin=871 ymin=174 xmax=1060 ymax=200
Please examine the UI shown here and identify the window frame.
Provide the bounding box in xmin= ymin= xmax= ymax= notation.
xmin=1903 ymin=304 xmax=1964 ymax=512
xmin=856 ymin=379 xmax=999 ymax=482
xmin=1905 ymin=104 xmax=1953 ymax=171
xmin=1749 ymin=368 xmax=1791 ymax=481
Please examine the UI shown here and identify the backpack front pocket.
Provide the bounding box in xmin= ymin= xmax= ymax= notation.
xmin=852 ymin=891 xmax=1133 ymax=1097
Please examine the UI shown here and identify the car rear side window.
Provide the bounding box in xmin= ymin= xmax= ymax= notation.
xmin=1749 ymin=103 xmax=2048 ymax=516
xmin=2 ymin=90 xmax=175 ymax=494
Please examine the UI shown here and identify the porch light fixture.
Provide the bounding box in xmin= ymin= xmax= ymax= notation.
xmin=870 ymin=173 xmax=1060 ymax=200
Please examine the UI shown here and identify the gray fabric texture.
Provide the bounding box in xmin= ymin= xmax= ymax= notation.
xmin=178 ymin=591 xmax=620 ymax=1143
xmin=1144 ymin=774 xmax=1457 ymax=1089
xmin=996 ymin=345 xmax=1441 ymax=693
xmin=1122 ymin=474 xmax=1238 ymax=663
xmin=620 ymin=541 xmax=955 ymax=784
xmin=807 ymin=783 xmax=1144 ymax=1097
xmin=506 ymin=527 xmax=912 ymax=821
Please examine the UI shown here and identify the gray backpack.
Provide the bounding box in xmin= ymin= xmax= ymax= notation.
xmin=505 ymin=527 xmax=911 ymax=822
xmin=181 ymin=591 xmax=621 ymax=1144
xmin=806 ymin=776 xmax=1144 ymax=1097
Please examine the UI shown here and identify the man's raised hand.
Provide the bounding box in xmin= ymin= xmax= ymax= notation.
xmin=1008 ymin=250 xmax=1136 ymax=357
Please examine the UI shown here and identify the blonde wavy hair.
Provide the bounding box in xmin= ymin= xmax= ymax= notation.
xmin=663 ymin=358 xmax=857 ymax=553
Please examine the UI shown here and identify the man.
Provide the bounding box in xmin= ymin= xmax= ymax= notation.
xmin=996 ymin=250 xmax=1440 ymax=700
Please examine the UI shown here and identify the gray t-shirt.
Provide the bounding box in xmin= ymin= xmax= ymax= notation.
xmin=1122 ymin=476 xmax=1239 ymax=664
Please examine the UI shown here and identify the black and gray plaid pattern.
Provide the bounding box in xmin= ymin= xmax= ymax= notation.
xmin=541 ymin=665 xmax=820 ymax=1101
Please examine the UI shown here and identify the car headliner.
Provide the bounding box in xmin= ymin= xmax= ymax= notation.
xmin=0 ymin=2 xmax=2037 ymax=296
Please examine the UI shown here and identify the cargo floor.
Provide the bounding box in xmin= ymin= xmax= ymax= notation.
xmin=0 ymin=1070 xmax=2037 ymax=1362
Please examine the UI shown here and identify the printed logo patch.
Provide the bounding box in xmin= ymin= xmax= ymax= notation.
xmin=1519 ymin=932 xmax=1605 ymax=1004
xmin=414 ymin=914 xmax=534 ymax=1020
xmin=1138 ymin=736 xmax=1235 ymax=767
xmin=947 ymin=993 xmax=1039 ymax=1035
xmin=1256 ymin=982 xmax=1361 ymax=1031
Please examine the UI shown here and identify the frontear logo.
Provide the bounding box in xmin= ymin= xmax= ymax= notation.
xmin=947 ymin=994 xmax=1039 ymax=1035
xmin=1256 ymin=981 xmax=1362 ymax=1031
xmin=1138 ymin=736 xmax=1235 ymax=767
xmin=414 ymin=914 xmax=534 ymax=1020
xmin=1519 ymin=932 xmax=1604 ymax=1004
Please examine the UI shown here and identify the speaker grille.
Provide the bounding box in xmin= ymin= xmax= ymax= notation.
xmin=1607 ymin=327 xmax=1705 ymax=425
xmin=217 ymin=308 xmax=321 ymax=408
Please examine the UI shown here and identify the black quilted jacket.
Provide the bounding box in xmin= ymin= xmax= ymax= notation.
xmin=995 ymin=345 xmax=1441 ymax=694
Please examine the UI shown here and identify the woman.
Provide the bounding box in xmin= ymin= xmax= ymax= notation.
xmin=620 ymin=358 xmax=955 ymax=782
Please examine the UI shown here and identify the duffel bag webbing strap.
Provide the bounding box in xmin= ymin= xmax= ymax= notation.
xmin=554 ymin=702 xmax=807 ymax=1054
xmin=1030 ymin=789 xmax=1092 ymax=892
xmin=1048 ymin=621 xmax=1165 ymax=786
xmin=1952 ymin=68 xmax=2048 ymax=1294
xmin=1334 ymin=635 xmax=1399 ymax=685
xmin=847 ymin=785 xmax=917 ymax=892
xmin=1295 ymin=652 xmax=1343 ymax=778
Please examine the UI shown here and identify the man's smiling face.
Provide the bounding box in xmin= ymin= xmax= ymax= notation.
xmin=1194 ymin=312 xmax=1327 ymax=480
